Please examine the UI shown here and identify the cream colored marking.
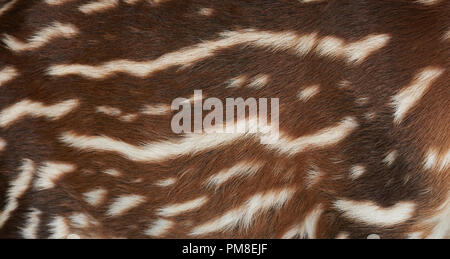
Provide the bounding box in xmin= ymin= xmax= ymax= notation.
xmin=198 ymin=7 xmax=214 ymax=16
xmin=316 ymin=34 xmax=390 ymax=64
xmin=0 ymin=159 xmax=35 ymax=228
xmin=103 ymin=168 xmax=122 ymax=177
xmin=282 ymin=205 xmax=323 ymax=239
xmin=48 ymin=29 xmax=318 ymax=79
xmin=96 ymin=105 xmax=122 ymax=116
xmin=0 ymin=0 xmax=18 ymax=17
xmin=48 ymin=216 xmax=70 ymax=239
xmin=334 ymin=199 xmax=416 ymax=226
xmin=141 ymin=104 xmax=171 ymax=115
xmin=298 ymin=85 xmax=320 ymax=102
xmin=248 ymin=74 xmax=269 ymax=89
xmin=83 ymin=188 xmax=108 ymax=206
xmin=3 ymin=22 xmax=78 ymax=52
xmin=0 ymin=99 xmax=79 ymax=128
xmin=425 ymin=148 xmax=450 ymax=172
xmin=60 ymin=116 xmax=357 ymax=162
xmin=158 ymin=196 xmax=208 ymax=217
xmin=45 ymin=0 xmax=76 ymax=5
xmin=392 ymin=67 xmax=444 ymax=124
xmin=0 ymin=66 xmax=19 ymax=87
xmin=119 ymin=113 xmax=137 ymax=122
xmin=383 ymin=150 xmax=397 ymax=166
xmin=48 ymin=30 xmax=389 ymax=79
xmin=190 ymin=188 xmax=295 ymax=235
xmin=443 ymin=29 xmax=450 ymax=41
xmin=367 ymin=234 xmax=381 ymax=239
xmin=155 ymin=177 xmax=176 ymax=187
xmin=106 ymin=194 xmax=146 ymax=217
xmin=21 ymin=208 xmax=41 ymax=239
xmin=79 ymin=0 xmax=119 ymax=14
xmin=343 ymin=34 xmax=390 ymax=64
xmin=70 ymin=213 xmax=90 ymax=228
xmin=271 ymin=117 xmax=358 ymax=156
xmin=145 ymin=218 xmax=174 ymax=237
xmin=34 ymin=162 xmax=75 ymax=191
xmin=205 ymin=161 xmax=263 ymax=188
xmin=424 ymin=148 xmax=437 ymax=170
xmin=226 ymin=75 xmax=247 ymax=88
xmin=336 ymin=232 xmax=350 ymax=239
xmin=416 ymin=0 xmax=440 ymax=5
xmin=349 ymin=164 xmax=366 ymax=179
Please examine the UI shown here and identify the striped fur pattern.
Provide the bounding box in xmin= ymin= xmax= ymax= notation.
xmin=0 ymin=0 xmax=449 ymax=238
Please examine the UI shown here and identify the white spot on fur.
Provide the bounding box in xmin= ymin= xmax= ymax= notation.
xmin=106 ymin=194 xmax=146 ymax=217
xmin=48 ymin=216 xmax=70 ymax=239
xmin=335 ymin=232 xmax=350 ymax=239
xmin=198 ymin=7 xmax=214 ymax=16
xmin=334 ymin=199 xmax=416 ymax=226
xmin=69 ymin=213 xmax=90 ymax=228
xmin=141 ymin=104 xmax=171 ymax=115
xmin=96 ymin=106 xmax=122 ymax=116
xmin=298 ymin=85 xmax=320 ymax=102
xmin=316 ymin=34 xmax=390 ymax=64
xmin=0 ymin=159 xmax=35 ymax=228
xmin=47 ymin=30 xmax=318 ymax=79
xmin=79 ymin=0 xmax=119 ymax=14
xmin=21 ymin=208 xmax=42 ymax=239
xmin=45 ymin=0 xmax=76 ymax=5
xmin=0 ymin=0 xmax=18 ymax=17
xmin=282 ymin=205 xmax=323 ymax=239
xmin=155 ymin=177 xmax=177 ymax=187
xmin=158 ymin=196 xmax=208 ymax=217
xmin=83 ymin=188 xmax=107 ymax=206
xmin=0 ymin=66 xmax=19 ymax=87
xmin=3 ymin=22 xmax=78 ymax=52
xmin=0 ymin=99 xmax=79 ymax=128
xmin=226 ymin=75 xmax=247 ymax=88
xmin=383 ymin=150 xmax=398 ymax=166
xmin=34 ymin=162 xmax=75 ymax=191
xmin=103 ymin=168 xmax=121 ymax=177
xmin=190 ymin=188 xmax=295 ymax=235
xmin=248 ymin=74 xmax=269 ymax=89
xmin=349 ymin=164 xmax=366 ymax=179
xmin=344 ymin=34 xmax=390 ymax=64
xmin=205 ymin=161 xmax=263 ymax=188
xmin=145 ymin=218 xmax=174 ymax=237
xmin=424 ymin=148 xmax=450 ymax=172
xmin=424 ymin=148 xmax=437 ymax=170
xmin=271 ymin=117 xmax=358 ymax=156
xmin=367 ymin=234 xmax=381 ymax=239
xmin=119 ymin=113 xmax=137 ymax=122
xmin=316 ymin=36 xmax=345 ymax=58
xmin=60 ymin=116 xmax=357 ymax=162
xmin=416 ymin=0 xmax=440 ymax=5
xmin=443 ymin=29 xmax=450 ymax=41
xmin=392 ymin=67 xmax=444 ymax=124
